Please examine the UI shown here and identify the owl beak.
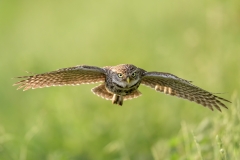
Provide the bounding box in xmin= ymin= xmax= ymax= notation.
xmin=126 ymin=77 xmax=130 ymax=84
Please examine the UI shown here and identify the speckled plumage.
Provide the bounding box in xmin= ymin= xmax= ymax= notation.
xmin=13 ymin=64 xmax=230 ymax=111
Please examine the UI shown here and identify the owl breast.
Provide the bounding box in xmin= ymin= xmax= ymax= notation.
xmin=105 ymin=80 xmax=141 ymax=96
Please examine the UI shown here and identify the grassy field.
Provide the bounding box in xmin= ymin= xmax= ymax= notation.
xmin=1 ymin=0 xmax=240 ymax=159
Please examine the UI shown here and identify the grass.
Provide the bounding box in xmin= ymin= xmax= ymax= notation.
xmin=0 ymin=0 xmax=240 ymax=159
xmin=151 ymin=96 xmax=240 ymax=160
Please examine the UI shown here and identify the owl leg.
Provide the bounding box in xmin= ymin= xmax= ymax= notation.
xmin=112 ymin=94 xmax=123 ymax=106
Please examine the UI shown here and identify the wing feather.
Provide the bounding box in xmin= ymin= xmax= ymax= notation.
xmin=141 ymin=72 xmax=230 ymax=111
xmin=91 ymin=83 xmax=113 ymax=100
xmin=13 ymin=65 xmax=106 ymax=91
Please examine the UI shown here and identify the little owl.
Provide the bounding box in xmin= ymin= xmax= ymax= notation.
xmin=13 ymin=64 xmax=230 ymax=111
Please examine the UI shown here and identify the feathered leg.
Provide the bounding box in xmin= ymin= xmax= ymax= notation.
xmin=112 ymin=94 xmax=123 ymax=106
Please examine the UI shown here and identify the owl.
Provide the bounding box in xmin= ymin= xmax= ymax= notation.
xmin=13 ymin=64 xmax=230 ymax=111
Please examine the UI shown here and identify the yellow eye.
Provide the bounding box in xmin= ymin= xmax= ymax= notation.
xmin=131 ymin=72 xmax=136 ymax=77
xmin=118 ymin=73 xmax=123 ymax=78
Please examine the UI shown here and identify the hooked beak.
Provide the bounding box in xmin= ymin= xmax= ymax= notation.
xmin=126 ymin=77 xmax=130 ymax=84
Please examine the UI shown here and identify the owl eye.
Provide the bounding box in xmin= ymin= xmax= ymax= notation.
xmin=117 ymin=73 xmax=123 ymax=78
xmin=131 ymin=72 xmax=136 ymax=77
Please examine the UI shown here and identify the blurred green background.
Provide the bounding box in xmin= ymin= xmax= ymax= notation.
xmin=1 ymin=0 xmax=240 ymax=159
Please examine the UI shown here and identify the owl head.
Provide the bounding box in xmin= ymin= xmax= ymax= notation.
xmin=110 ymin=64 xmax=142 ymax=88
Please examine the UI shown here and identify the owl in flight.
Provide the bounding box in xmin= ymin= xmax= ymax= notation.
xmin=13 ymin=64 xmax=230 ymax=111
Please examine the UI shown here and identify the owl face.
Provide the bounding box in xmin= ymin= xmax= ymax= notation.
xmin=110 ymin=64 xmax=141 ymax=88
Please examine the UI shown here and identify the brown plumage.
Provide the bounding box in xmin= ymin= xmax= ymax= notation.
xmin=13 ymin=64 xmax=230 ymax=111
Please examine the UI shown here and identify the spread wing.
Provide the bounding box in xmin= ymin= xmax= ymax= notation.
xmin=13 ymin=65 xmax=106 ymax=91
xmin=141 ymin=72 xmax=230 ymax=111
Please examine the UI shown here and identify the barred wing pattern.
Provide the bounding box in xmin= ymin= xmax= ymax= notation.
xmin=141 ymin=72 xmax=230 ymax=111
xmin=13 ymin=65 xmax=106 ymax=91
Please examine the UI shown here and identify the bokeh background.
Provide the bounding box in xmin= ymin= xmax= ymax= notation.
xmin=1 ymin=0 xmax=240 ymax=159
